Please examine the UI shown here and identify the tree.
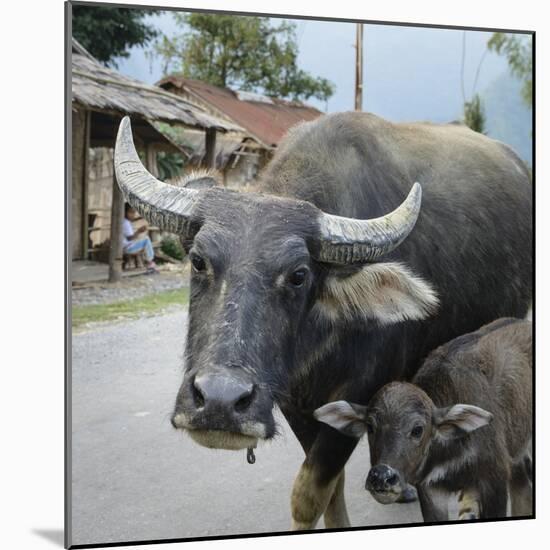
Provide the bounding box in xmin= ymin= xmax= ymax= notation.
xmin=463 ymin=94 xmax=486 ymax=134
xmin=459 ymin=32 xmax=487 ymax=134
xmin=488 ymin=33 xmax=532 ymax=107
xmin=157 ymin=151 xmax=184 ymax=180
xmin=73 ymin=6 xmax=159 ymax=66
xmin=154 ymin=13 xmax=334 ymax=102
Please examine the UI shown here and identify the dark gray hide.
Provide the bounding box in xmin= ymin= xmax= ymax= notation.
xmin=115 ymin=112 xmax=532 ymax=528
xmin=317 ymin=318 xmax=532 ymax=521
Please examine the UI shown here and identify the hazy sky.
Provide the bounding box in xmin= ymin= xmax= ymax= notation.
xmin=115 ymin=10 xmax=511 ymax=124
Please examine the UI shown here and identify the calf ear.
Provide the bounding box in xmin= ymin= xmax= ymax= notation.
xmin=314 ymin=400 xmax=368 ymax=438
xmin=434 ymin=404 xmax=493 ymax=441
xmin=317 ymin=262 xmax=439 ymax=325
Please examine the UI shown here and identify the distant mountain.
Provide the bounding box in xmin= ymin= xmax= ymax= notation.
xmin=481 ymin=71 xmax=532 ymax=166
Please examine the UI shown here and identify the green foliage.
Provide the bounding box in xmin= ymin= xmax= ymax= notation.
xmin=488 ymin=33 xmax=532 ymax=106
xmin=154 ymin=13 xmax=335 ymax=102
xmin=157 ymin=151 xmax=185 ymax=180
xmin=160 ymin=235 xmax=184 ymax=261
xmin=73 ymin=6 xmax=159 ymax=66
xmin=463 ymin=94 xmax=486 ymax=134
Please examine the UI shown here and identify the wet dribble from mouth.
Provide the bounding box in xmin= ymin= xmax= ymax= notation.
xmin=247 ymin=447 xmax=256 ymax=464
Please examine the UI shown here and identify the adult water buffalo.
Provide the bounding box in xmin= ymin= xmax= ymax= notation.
xmin=114 ymin=112 xmax=532 ymax=530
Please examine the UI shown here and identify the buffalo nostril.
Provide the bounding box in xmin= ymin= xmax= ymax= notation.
xmin=234 ymin=386 xmax=255 ymax=413
xmin=191 ymin=379 xmax=206 ymax=408
xmin=192 ymin=374 xmax=255 ymax=412
xmin=386 ymin=473 xmax=398 ymax=486
xmin=170 ymin=415 xmax=178 ymax=429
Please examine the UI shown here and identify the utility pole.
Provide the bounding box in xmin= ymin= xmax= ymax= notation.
xmin=355 ymin=23 xmax=363 ymax=111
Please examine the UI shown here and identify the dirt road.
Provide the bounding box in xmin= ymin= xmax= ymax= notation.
xmin=70 ymin=310 xmax=422 ymax=546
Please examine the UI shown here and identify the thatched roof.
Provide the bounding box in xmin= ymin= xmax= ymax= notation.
xmin=71 ymin=45 xmax=243 ymax=133
xmin=72 ymin=38 xmax=95 ymax=61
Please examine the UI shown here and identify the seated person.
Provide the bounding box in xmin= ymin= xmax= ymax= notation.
xmin=122 ymin=203 xmax=158 ymax=273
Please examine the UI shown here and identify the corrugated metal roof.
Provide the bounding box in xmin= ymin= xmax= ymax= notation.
xmin=71 ymin=46 xmax=244 ymax=133
xmin=157 ymin=76 xmax=323 ymax=148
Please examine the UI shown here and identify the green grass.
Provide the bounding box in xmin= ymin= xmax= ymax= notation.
xmin=72 ymin=287 xmax=189 ymax=329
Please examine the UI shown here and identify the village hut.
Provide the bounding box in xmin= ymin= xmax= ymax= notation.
xmin=70 ymin=39 xmax=245 ymax=281
xmin=156 ymin=77 xmax=324 ymax=186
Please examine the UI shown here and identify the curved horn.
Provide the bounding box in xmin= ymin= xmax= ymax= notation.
xmin=316 ymin=183 xmax=423 ymax=264
xmin=114 ymin=116 xmax=200 ymax=235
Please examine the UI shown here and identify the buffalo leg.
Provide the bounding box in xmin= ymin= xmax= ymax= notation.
xmin=324 ymin=470 xmax=349 ymax=528
xmin=290 ymin=425 xmax=357 ymax=530
xmin=510 ymin=459 xmax=532 ymax=516
xmin=417 ymin=484 xmax=448 ymax=522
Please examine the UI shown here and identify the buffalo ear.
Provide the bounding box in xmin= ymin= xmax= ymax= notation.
xmin=314 ymin=400 xmax=368 ymax=438
xmin=317 ymin=262 xmax=439 ymax=325
xmin=174 ymin=171 xmax=219 ymax=190
xmin=434 ymin=404 xmax=493 ymax=441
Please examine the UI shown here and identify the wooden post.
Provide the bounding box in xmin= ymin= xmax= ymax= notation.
xmin=145 ymin=142 xmax=159 ymax=177
xmin=81 ymin=110 xmax=91 ymax=259
xmin=355 ymin=23 xmax=363 ymax=111
xmin=108 ymin=119 xmax=124 ymax=283
xmin=108 ymin=175 xmax=124 ymax=283
xmin=205 ymin=127 xmax=217 ymax=169
xmin=71 ymin=108 xmax=86 ymax=259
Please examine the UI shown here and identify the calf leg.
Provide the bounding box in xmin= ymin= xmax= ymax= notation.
xmin=417 ymin=484 xmax=448 ymax=522
xmin=397 ymin=484 xmax=418 ymax=503
xmin=479 ymin=481 xmax=508 ymax=519
xmin=458 ymin=488 xmax=480 ymax=520
xmin=523 ymin=454 xmax=533 ymax=484
xmin=291 ymin=425 xmax=357 ymax=530
xmin=510 ymin=459 xmax=532 ymax=516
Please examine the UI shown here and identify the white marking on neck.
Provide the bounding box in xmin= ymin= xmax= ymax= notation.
xmin=297 ymin=331 xmax=340 ymax=381
xmin=423 ymin=445 xmax=478 ymax=486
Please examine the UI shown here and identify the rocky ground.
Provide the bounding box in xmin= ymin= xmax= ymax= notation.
xmin=71 ymin=264 xmax=190 ymax=307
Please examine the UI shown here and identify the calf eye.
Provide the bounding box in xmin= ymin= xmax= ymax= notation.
xmin=289 ymin=269 xmax=307 ymax=287
xmin=410 ymin=425 xmax=424 ymax=438
xmin=190 ymin=254 xmax=206 ymax=273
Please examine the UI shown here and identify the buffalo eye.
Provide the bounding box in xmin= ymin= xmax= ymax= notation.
xmin=410 ymin=425 xmax=424 ymax=439
xmin=366 ymin=421 xmax=374 ymax=434
xmin=289 ymin=269 xmax=308 ymax=287
xmin=190 ymin=254 xmax=206 ymax=273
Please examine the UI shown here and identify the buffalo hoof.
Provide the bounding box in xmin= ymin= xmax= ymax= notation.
xmin=397 ymin=484 xmax=418 ymax=503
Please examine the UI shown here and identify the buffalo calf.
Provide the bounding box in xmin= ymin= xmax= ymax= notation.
xmin=315 ymin=318 xmax=532 ymax=521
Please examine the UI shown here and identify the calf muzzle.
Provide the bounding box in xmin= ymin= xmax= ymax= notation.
xmin=366 ymin=464 xmax=403 ymax=504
